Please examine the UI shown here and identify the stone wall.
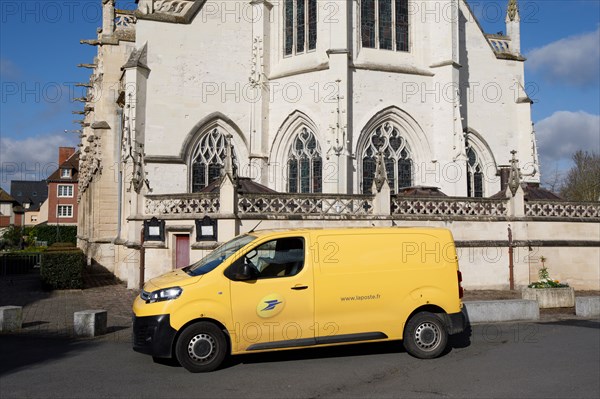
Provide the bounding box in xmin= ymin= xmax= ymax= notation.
xmin=122 ymin=180 xmax=599 ymax=290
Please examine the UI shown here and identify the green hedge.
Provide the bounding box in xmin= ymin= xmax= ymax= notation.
xmin=40 ymin=249 xmax=85 ymax=289
xmin=30 ymin=225 xmax=77 ymax=246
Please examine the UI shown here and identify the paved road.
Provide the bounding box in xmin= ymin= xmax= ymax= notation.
xmin=1 ymin=320 xmax=599 ymax=398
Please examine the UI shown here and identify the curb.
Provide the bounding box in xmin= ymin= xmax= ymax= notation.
xmin=463 ymin=300 xmax=540 ymax=323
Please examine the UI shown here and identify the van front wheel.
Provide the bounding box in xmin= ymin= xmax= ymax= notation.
xmin=403 ymin=312 xmax=448 ymax=359
xmin=175 ymin=322 xmax=227 ymax=372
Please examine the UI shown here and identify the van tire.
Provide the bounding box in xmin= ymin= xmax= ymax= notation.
xmin=175 ymin=322 xmax=227 ymax=372
xmin=403 ymin=312 xmax=448 ymax=359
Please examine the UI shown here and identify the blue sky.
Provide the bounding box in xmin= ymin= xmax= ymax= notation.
xmin=1 ymin=0 xmax=599 ymax=192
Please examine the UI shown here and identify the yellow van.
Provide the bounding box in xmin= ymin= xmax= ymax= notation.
xmin=132 ymin=227 xmax=465 ymax=372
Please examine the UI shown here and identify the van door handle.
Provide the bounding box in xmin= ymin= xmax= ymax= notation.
xmin=291 ymin=285 xmax=308 ymax=290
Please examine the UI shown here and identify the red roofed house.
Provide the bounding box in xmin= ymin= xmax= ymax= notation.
xmin=0 ymin=188 xmax=20 ymax=230
xmin=46 ymin=147 xmax=79 ymax=225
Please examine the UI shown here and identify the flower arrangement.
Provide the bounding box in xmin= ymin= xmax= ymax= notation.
xmin=528 ymin=256 xmax=569 ymax=288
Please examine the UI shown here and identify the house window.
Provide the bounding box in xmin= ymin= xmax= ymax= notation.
xmin=361 ymin=121 xmax=412 ymax=194
xmin=284 ymin=0 xmax=317 ymax=56
xmin=466 ymin=145 xmax=484 ymax=198
xmin=57 ymin=205 xmax=73 ymax=218
xmin=190 ymin=128 xmax=237 ymax=192
xmin=61 ymin=168 xmax=71 ymax=178
xmin=58 ymin=185 xmax=74 ymax=198
xmin=361 ymin=0 xmax=409 ymax=52
xmin=287 ymin=127 xmax=322 ymax=193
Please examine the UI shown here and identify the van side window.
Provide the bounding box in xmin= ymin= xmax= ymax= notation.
xmin=226 ymin=237 xmax=305 ymax=280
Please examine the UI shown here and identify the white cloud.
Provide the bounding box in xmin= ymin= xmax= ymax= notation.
xmin=0 ymin=133 xmax=78 ymax=191
xmin=536 ymin=111 xmax=600 ymax=182
xmin=0 ymin=58 xmax=21 ymax=80
xmin=527 ymin=26 xmax=600 ymax=87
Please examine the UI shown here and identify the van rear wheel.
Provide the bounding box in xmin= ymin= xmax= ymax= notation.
xmin=175 ymin=322 xmax=227 ymax=372
xmin=403 ymin=312 xmax=448 ymax=359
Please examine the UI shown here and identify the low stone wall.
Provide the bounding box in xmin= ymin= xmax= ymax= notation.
xmin=576 ymin=297 xmax=600 ymax=317
xmin=463 ymin=300 xmax=539 ymax=322
xmin=522 ymin=287 xmax=575 ymax=308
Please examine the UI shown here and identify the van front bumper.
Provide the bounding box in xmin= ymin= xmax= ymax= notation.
xmin=132 ymin=314 xmax=177 ymax=358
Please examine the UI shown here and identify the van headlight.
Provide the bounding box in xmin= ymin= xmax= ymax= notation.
xmin=141 ymin=287 xmax=183 ymax=303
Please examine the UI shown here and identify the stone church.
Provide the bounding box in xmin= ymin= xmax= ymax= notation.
xmin=77 ymin=0 xmax=544 ymax=288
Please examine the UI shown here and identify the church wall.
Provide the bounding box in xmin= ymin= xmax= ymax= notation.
xmin=135 ymin=11 xmax=254 ymax=162
xmin=458 ymin=1 xmax=537 ymax=190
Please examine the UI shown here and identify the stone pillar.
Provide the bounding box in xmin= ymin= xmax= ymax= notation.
xmin=102 ymin=0 xmax=115 ymax=36
xmin=0 ymin=306 xmax=22 ymax=332
xmin=249 ymin=0 xmax=273 ymax=186
xmin=427 ymin=0 xmax=467 ymax=196
xmin=508 ymin=184 xmax=525 ymax=217
xmin=324 ymin=0 xmax=351 ymax=194
xmin=506 ymin=0 xmax=521 ymax=55
xmin=138 ymin=0 xmax=154 ymax=15
xmin=218 ymin=169 xmax=238 ymax=243
xmin=74 ymin=310 xmax=107 ymax=337
xmin=371 ymin=151 xmax=391 ymax=215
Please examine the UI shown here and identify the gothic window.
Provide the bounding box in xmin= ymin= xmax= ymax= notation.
xmin=361 ymin=0 xmax=409 ymax=52
xmin=287 ymin=128 xmax=322 ymax=193
xmin=466 ymin=145 xmax=484 ymax=198
xmin=362 ymin=122 xmax=412 ymax=194
xmin=284 ymin=0 xmax=317 ymax=56
xmin=190 ymin=128 xmax=237 ymax=192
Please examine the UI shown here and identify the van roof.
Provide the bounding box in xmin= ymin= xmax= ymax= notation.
xmin=246 ymin=226 xmax=451 ymax=238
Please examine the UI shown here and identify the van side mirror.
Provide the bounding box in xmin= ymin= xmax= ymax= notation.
xmin=233 ymin=260 xmax=258 ymax=281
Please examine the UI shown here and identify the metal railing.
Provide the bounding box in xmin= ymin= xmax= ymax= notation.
xmin=0 ymin=253 xmax=42 ymax=276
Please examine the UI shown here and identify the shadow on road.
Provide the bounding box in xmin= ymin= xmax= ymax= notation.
xmin=228 ymin=340 xmax=406 ymax=369
xmin=540 ymin=319 xmax=600 ymax=329
xmin=0 ymin=335 xmax=99 ymax=377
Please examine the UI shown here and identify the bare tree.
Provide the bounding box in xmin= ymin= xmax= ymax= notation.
xmin=541 ymin=163 xmax=564 ymax=193
xmin=560 ymin=151 xmax=600 ymax=202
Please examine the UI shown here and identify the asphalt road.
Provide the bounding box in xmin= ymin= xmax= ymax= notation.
xmin=1 ymin=319 xmax=599 ymax=399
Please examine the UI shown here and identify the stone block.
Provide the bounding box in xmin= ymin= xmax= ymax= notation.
xmin=0 ymin=306 xmax=23 ymax=332
xmin=522 ymin=287 xmax=575 ymax=308
xmin=463 ymin=300 xmax=539 ymax=323
xmin=74 ymin=310 xmax=107 ymax=337
xmin=575 ymin=297 xmax=600 ymax=318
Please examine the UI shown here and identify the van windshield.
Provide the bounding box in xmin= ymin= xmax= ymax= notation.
xmin=184 ymin=234 xmax=257 ymax=276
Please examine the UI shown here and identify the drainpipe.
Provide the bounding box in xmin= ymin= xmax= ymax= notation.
xmin=116 ymin=108 xmax=123 ymax=241
xmin=508 ymin=224 xmax=514 ymax=290
xmin=139 ymin=228 xmax=145 ymax=290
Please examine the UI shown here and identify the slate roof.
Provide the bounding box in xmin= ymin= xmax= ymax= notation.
xmin=490 ymin=183 xmax=563 ymax=201
xmin=199 ymin=176 xmax=278 ymax=194
xmin=46 ymin=151 xmax=80 ymax=183
xmin=10 ymin=180 xmax=48 ymax=211
xmin=0 ymin=188 xmax=18 ymax=203
xmin=396 ymin=186 xmax=448 ymax=197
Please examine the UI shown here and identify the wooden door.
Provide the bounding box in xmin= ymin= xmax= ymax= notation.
xmin=175 ymin=235 xmax=190 ymax=269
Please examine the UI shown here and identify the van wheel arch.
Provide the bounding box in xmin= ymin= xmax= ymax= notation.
xmin=172 ymin=318 xmax=231 ymax=358
xmin=174 ymin=319 xmax=231 ymax=372
xmin=405 ymin=305 xmax=449 ymax=332
xmin=403 ymin=311 xmax=448 ymax=359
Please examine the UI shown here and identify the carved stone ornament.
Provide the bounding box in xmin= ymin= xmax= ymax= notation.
xmin=508 ymin=150 xmax=521 ymax=196
xmin=136 ymin=0 xmax=205 ymax=24
xmin=373 ymin=151 xmax=388 ymax=193
xmin=507 ymin=0 xmax=519 ymax=22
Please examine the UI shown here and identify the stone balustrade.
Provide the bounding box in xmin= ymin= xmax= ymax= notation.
xmin=115 ymin=10 xmax=137 ymax=31
xmin=525 ymin=201 xmax=600 ymax=220
xmin=487 ymin=35 xmax=511 ymax=53
xmin=142 ymin=190 xmax=600 ymax=222
xmin=237 ymin=193 xmax=374 ymax=217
